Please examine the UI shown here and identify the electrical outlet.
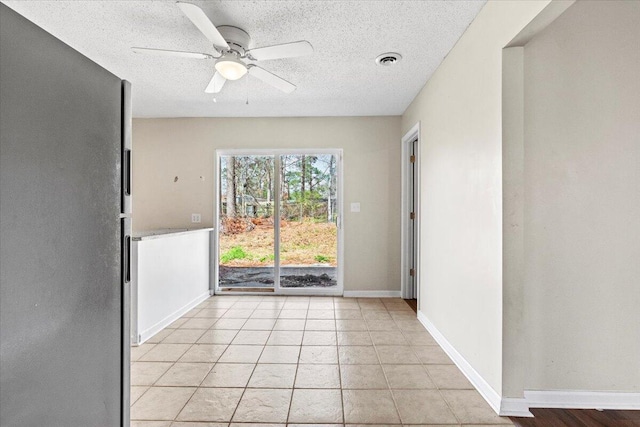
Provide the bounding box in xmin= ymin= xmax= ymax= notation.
xmin=350 ymin=202 xmax=361 ymax=213
xmin=191 ymin=213 xmax=201 ymax=223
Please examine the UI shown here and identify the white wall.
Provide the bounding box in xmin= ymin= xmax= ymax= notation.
xmin=523 ymin=0 xmax=640 ymax=392
xmin=132 ymin=116 xmax=402 ymax=293
xmin=401 ymin=0 xmax=553 ymax=396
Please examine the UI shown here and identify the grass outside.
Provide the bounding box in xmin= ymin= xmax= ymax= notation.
xmin=219 ymin=218 xmax=337 ymax=267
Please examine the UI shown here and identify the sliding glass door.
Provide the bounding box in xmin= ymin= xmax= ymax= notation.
xmin=216 ymin=150 xmax=342 ymax=294
xmin=218 ymin=154 xmax=276 ymax=290
xmin=278 ymin=154 xmax=339 ymax=290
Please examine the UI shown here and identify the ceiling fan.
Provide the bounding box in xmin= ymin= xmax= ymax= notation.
xmin=132 ymin=2 xmax=313 ymax=94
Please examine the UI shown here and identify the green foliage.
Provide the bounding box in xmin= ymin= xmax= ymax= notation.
xmin=221 ymin=246 xmax=249 ymax=263
xmin=314 ymin=255 xmax=331 ymax=263
xmin=290 ymin=189 xmax=324 ymax=202
xmin=259 ymin=254 xmax=275 ymax=263
xmin=222 ymin=153 xmax=337 ymax=221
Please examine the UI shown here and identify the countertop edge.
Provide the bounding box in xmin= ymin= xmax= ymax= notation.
xmin=132 ymin=228 xmax=214 ymax=241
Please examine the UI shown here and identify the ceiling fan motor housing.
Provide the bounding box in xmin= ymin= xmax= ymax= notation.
xmin=217 ymin=26 xmax=251 ymax=56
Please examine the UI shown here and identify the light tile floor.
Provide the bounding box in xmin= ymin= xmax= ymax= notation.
xmin=131 ymin=296 xmax=513 ymax=427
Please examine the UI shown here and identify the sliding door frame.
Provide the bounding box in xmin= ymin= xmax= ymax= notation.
xmin=214 ymin=148 xmax=344 ymax=296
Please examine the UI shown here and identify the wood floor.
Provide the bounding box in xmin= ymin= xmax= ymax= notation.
xmin=402 ymin=300 xmax=639 ymax=427
xmin=404 ymin=298 xmax=417 ymax=313
xmin=511 ymin=408 xmax=640 ymax=426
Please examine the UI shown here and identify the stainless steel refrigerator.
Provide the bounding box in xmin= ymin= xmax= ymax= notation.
xmin=0 ymin=4 xmax=131 ymax=426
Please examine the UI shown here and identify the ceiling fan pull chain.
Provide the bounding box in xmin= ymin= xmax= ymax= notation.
xmin=246 ymin=75 xmax=250 ymax=105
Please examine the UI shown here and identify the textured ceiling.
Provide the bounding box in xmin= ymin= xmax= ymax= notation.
xmin=3 ymin=0 xmax=486 ymax=118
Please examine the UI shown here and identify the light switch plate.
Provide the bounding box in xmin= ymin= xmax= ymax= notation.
xmin=350 ymin=202 xmax=361 ymax=213
xmin=191 ymin=213 xmax=201 ymax=223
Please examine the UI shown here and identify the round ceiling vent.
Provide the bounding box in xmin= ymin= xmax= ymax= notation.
xmin=376 ymin=52 xmax=402 ymax=66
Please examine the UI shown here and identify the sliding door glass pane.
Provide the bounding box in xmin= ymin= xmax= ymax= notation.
xmin=218 ymin=155 xmax=275 ymax=289
xmin=279 ymin=154 xmax=338 ymax=288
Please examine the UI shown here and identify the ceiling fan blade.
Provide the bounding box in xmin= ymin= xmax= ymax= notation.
xmin=248 ymin=66 xmax=296 ymax=94
xmin=248 ymin=41 xmax=313 ymax=61
xmin=131 ymin=47 xmax=213 ymax=60
xmin=176 ymin=2 xmax=229 ymax=49
xmin=205 ymin=72 xmax=226 ymax=93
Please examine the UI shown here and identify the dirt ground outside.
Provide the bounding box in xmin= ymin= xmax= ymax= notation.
xmin=218 ymin=217 xmax=337 ymax=267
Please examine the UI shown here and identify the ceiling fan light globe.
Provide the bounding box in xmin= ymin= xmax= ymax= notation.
xmin=215 ymin=57 xmax=247 ymax=81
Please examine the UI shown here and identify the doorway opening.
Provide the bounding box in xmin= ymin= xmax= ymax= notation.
xmin=401 ymin=124 xmax=420 ymax=304
xmin=215 ymin=149 xmax=343 ymax=295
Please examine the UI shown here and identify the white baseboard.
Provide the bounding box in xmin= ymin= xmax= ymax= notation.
xmin=343 ymin=290 xmax=401 ymax=298
xmin=525 ymin=390 xmax=640 ymax=410
xmin=500 ymin=398 xmax=533 ymax=417
xmin=135 ymin=291 xmax=210 ymax=345
xmin=416 ymin=310 xmax=511 ymax=416
xmin=415 ymin=311 xmax=639 ymax=418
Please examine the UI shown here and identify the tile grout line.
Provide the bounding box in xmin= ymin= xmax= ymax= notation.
xmin=386 ymin=304 xmax=410 ymax=426
xmin=133 ymin=343 xmax=198 ymax=421
xmin=396 ymin=300 xmax=463 ymax=427
xmin=166 ymin=301 xmax=235 ymax=423
xmin=226 ymin=298 xmax=277 ymax=425
xmin=166 ymin=297 xmax=253 ymax=423
xmin=284 ymin=300 xmax=308 ymax=425
xmin=242 ymin=296 xmax=317 ymax=423
xmin=130 ymin=302 xmax=234 ymax=419
xmin=366 ymin=300 xmax=404 ymax=426
xmin=229 ymin=300 xmax=306 ymax=425
xmin=134 ymin=295 xmax=482 ymax=426
xmin=334 ymin=299 xmax=346 ymax=426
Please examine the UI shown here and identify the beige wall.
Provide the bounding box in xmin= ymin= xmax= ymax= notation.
xmin=132 ymin=116 xmax=402 ymax=293
xmin=401 ymin=0 xmax=552 ymax=396
xmin=129 ymin=0 xmax=639 ymax=406
xmin=501 ymin=0 xmax=576 ymax=401
xmin=523 ymin=0 xmax=640 ymax=391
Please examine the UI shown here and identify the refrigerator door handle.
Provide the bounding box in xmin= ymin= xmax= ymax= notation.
xmin=124 ymin=235 xmax=131 ymax=284
xmin=121 ymin=218 xmax=131 ymax=284
xmin=123 ymin=148 xmax=131 ymax=197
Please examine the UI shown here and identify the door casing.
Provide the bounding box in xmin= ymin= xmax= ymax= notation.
xmin=401 ymin=123 xmax=421 ymax=301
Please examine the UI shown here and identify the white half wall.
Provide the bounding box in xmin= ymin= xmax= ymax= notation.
xmin=131 ymin=230 xmax=211 ymax=344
